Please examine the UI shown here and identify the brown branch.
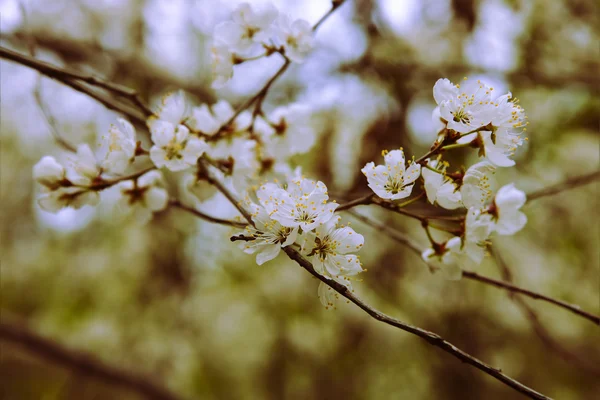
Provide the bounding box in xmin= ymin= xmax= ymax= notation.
xmin=169 ymin=199 xmax=248 ymax=228
xmin=212 ymin=0 xmax=348 ymax=137
xmin=282 ymin=247 xmax=551 ymax=400
xmin=199 ymin=168 xmax=550 ymax=400
xmin=348 ymin=210 xmax=600 ymax=325
xmin=0 ymin=46 xmax=147 ymax=125
xmin=335 ymin=194 xmax=374 ymax=211
xmin=461 ymin=271 xmax=600 ymax=325
xmin=0 ymin=320 xmax=184 ymax=400
xmin=491 ymin=249 xmax=600 ymax=377
xmin=526 ymin=171 xmax=600 ymax=202
xmin=0 ymin=45 xmax=152 ymax=116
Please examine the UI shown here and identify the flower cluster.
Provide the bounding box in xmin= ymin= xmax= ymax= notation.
xmin=211 ymin=2 xmax=313 ymax=87
xmin=361 ymin=77 xmax=529 ymax=279
xmin=32 ymin=120 xmax=168 ymax=221
xmin=236 ymin=176 xmax=364 ymax=308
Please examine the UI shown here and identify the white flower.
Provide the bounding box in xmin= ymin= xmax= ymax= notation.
xmin=189 ymin=100 xmax=252 ymax=136
xmin=33 ymin=156 xmax=66 ymax=190
xmin=100 ymin=118 xmax=136 ymax=176
xmin=148 ymin=119 xmax=208 ymax=171
xmin=115 ymin=170 xmax=169 ymax=223
xmin=213 ymin=2 xmax=278 ymax=54
xmin=66 ymin=144 xmax=102 ymax=186
xmin=460 ymin=161 xmax=496 ymax=209
xmin=274 ymin=14 xmax=313 ymax=63
xmin=155 ymin=91 xmax=188 ymax=125
xmin=237 ymin=202 xmax=298 ymax=265
xmin=210 ymin=44 xmax=236 ymax=88
xmin=488 ymin=183 xmax=527 ymax=235
xmin=303 ymin=215 xmax=363 ymax=307
xmin=459 ymin=208 xmax=494 ymax=266
xmin=208 ymin=136 xmax=259 ymax=193
xmin=421 ymin=237 xmax=463 ymax=280
xmin=258 ymin=104 xmax=316 ymax=158
xmin=422 ymin=160 xmax=461 ymax=210
xmin=37 ymin=187 xmax=99 ymax=213
xmin=259 ymin=177 xmax=337 ymax=232
xmin=434 ymin=78 xmax=492 ymax=134
xmin=361 ymin=150 xmax=421 ymax=200
xmin=422 ymin=208 xmax=493 ymax=278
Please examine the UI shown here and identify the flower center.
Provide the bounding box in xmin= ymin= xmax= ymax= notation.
xmin=452 ymin=108 xmax=471 ymax=124
xmin=165 ymin=141 xmax=184 ymax=160
xmin=384 ymin=177 xmax=404 ymax=194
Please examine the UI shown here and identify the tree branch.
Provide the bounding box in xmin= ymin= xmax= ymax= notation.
xmin=199 ymin=168 xmax=551 ymax=400
xmin=0 ymin=320 xmax=184 ymax=400
xmin=526 ymin=170 xmax=600 ymax=202
xmin=491 ymin=249 xmax=600 ymax=377
xmin=169 ymin=199 xmax=247 ymax=228
xmin=0 ymin=46 xmax=147 ymax=124
xmin=348 ymin=210 xmax=600 ymax=325
xmin=282 ymin=246 xmax=551 ymax=400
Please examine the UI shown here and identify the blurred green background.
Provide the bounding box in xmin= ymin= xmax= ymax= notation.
xmin=1 ymin=0 xmax=599 ymax=399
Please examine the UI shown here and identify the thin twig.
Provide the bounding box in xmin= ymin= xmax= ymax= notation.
xmin=0 ymin=320 xmax=184 ymax=400
xmin=349 ymin=210 xmax=600 ymax=325
xmin=336 ymin=194 xmax=373 ymax=212
xmin=169 ymin=199 xmax=247 ymax=228
xmin=201 ymin=167 xmax=550 ymax=400
xmin=0 ymin=46 xmax=147 ymax=124
xmin=282 ymin=247 xmax=551 ymax=400
xmin=491 ymin=249 xmax=600 ymax=377
xmin=526 ymin=171 xmax=600 ymax=202
xmin=212 ymin=0 xmax=348 ymax=137
xmin=197 ymin=158 xmax=254 ymax=224
xmin=0 ymin=46 xmax=152 ymax=116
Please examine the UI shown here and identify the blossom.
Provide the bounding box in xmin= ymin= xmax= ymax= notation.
xmin=66 ymin=144 xmax=102 ymax=186
xmin=258 ymin=104 xmax=316 ymax=158
xmin=459 ymin=208 xmax=494 ymax=266
xmin=189 ymin=100 xmax=251 ymax=136
xmin=33 ymin=156 xmax=66 ymax=190
xmin=148 ymin=119 xmax=207 ymax=171
xmin=213 ymin=2 xmax=278 ymax=54
xmin=422 ymin=237 xmax=463 ymax=280
xmin=274 ymin=14 xmax=313 ymax=63
xmin=433 ymin=78 xmax=492 ymax=134
xmin=154 ymin=91 xmax=188 ymax=125
xmin=100 ymin=118 xmax=136 ymax=176
xmin=488 ymin=183 xmax=527 ymax=235
xmin=422 ymin=160 xmax=461 ymax=210
xmin=37 ymin=187 xmax=99 ymax=213
xmin=208 ymin=136 xmax=259 ymax=192
xmin=210 ymin=44 xmax=236 ymax=88
xmin=258 ymin=177 xmax=337 ymax=232
xmin=361 ymin=149 xmax=421 ymax=200
xmin=301 ymin=215 xmax=363 ymax=307
xmin=236 ymin=202 xmax=298 ymax=265
xmin=460 ymin=161 xmax=496 ymax=209
xmin=115 ymin=170 xmax=169 ymax=223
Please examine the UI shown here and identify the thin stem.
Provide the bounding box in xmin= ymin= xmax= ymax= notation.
xmin=336 ymin=194 xmax=373 ymax=212
xmin=0 ymin=46 xmax=153 ymax=117
xmin=423 ymin=164 xmax=444 ymax=174
xmin=0 ymin=320 xmax=183 ymax=400
xmin=491 ymin=247 xmax=600 ymax=376
xmin=440 ymin=143 xmax=471 ymax=151
xmin=282 ymin=247 xmax=551 ymax=400
xmin=87 ymin=167 xmax=156 ymax=191
xmin=461 ymin=271 xmax=600 ymax=325
xmin=170 ymin=199 xmax=248 ymax=228
xmin=415 ymin=140 xmax=445 ymax=164
xmin=526 ymin=170 xmax=600 ymax=202
xmin=395 ymin=192 xmax=425 ymax=208
xmin=350 ymin=210 xmax=600 ymax=325
xmin=201 ymin=164 xmax=550 ymax=399
xmin=197 ymin=158 xmax=255 ymax=225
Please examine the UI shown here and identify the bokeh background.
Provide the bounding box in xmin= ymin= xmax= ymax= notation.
xmin=1 ymin=0 xmax=599 ymax=399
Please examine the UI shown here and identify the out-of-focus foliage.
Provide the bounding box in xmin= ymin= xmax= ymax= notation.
xmin=1 ymin=0 xmax=598 ymax=399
